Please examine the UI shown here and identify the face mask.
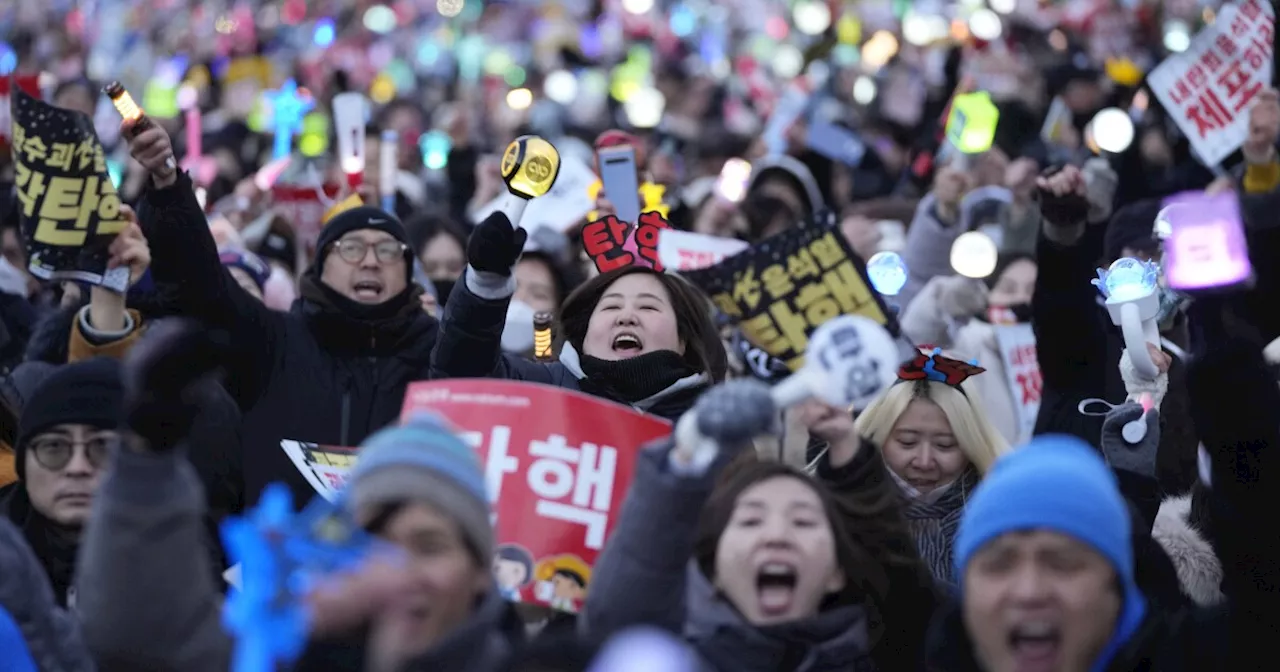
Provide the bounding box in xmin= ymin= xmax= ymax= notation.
xmin=502 ymin=299 xmax=537 ymax=354
xmin=431 ymin=279 xmax=457 ymax=310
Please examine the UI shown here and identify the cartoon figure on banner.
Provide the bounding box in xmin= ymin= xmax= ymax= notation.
xmin=534 ymin=554 xmax=591 ymax=613
xmin=582 ymin=210 xmax=672 ymax=273
xmin=492 ymin=543 xmax=535 ymax=603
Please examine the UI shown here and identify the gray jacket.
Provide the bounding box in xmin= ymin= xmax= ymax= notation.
xmin=0 ymin=516 xmax=96 ymax=671
xmin=75 ymin=448 xmax=230 ymax=672
xmin=582 ymin=442 xmax=875 ymax=671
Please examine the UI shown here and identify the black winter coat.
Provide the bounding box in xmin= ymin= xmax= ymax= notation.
xmin=137 ymin=173 xmax=439 ymax=507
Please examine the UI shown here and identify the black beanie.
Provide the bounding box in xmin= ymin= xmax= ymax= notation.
xmin=1104 ymin=198 xmax=1163 ymax=262
xmin=312 ymin=206 xmax=412 ymax=271
xmin=15 ymin=358 xmax=124 ymax=480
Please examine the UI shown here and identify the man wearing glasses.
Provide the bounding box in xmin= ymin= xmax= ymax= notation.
xmin=123 ymin=122 xmax=438 ymax=511
xmin=1 ymin=358 xmax=123 ymax=609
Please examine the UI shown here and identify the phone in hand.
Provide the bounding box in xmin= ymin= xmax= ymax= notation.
xmin=714 ymin=158 xmax=752 ymax=203
xmin=1161 ymin=190 xmax=1253 ymax=293
xmin=597 ymin=144 xmax=643 ymax=225
xmin=806 ymin=120 xmax=867 ymax=167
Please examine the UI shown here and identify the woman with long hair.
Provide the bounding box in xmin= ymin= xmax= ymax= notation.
xmin=853 ymin=352 xmax=1010 ymax=585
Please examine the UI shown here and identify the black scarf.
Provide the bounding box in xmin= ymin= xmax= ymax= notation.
xmin=578 ymin=350 xmax=697 ymax=403
xmin=298 ymin=274 xmax=426 ymax=354
xmin=899 ymin=466 xmax=979 ymax=587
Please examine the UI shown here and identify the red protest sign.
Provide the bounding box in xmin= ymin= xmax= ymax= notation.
xmin=582 ymin=211 xmax=671 ymax=274
xmin=271 ymin=183 xmax=341 ymax=258
xmin=401 ymin=379 xmax=672 ymax=613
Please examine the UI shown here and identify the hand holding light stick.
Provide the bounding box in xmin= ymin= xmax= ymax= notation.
xmin=497 ymin=135 xmax=562 ymax=227
xmin=1093 ymin=258 xmax=1162 ymax=381
xmin=104 ymin=81 xmax=178 ymax=174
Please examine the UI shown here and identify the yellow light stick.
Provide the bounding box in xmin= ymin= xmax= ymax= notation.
xmin=533 ymin=312 xmax=555 ymax=361
xmin=103 ymin=81 xmax=177 ymax=172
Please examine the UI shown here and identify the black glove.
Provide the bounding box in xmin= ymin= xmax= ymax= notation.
xmin=467 ymin=212 xmax=527 ymax=276
xmin=1100 ymin=402 xmax=1160 ymax=479
xmin=123 ymin=318 xmax=226 ymax=451
xmin=694 ymin=379 xmax=780 ymax=447
xmin=1036 ymin=165 xmax=1090 ymax=227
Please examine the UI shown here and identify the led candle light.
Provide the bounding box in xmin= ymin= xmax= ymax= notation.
xmin=498 ymin=135 xmax=562 ymax=225
xmin=533 ymin=312 xmax=555 ymax=361
xmin=332 ymin=92 xmax=368 ymax=188
xmin=104 ymin=81 xmax=177 ymax=171
xmin=379 ymin=129 xmax=398 ymax=212
xmin=950 ymin=231 xmax=999 ymax=279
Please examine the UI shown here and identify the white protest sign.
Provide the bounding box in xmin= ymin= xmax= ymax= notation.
xmin=1147 ymin=0 xmax=1274 ymax=167
xmin=471 ymin=154 xmax=596 ymax=232
xmin=658 ymin=229 xmax=749 ymax=271
xmin=993 ymin=324 xmax=1041 ymax=443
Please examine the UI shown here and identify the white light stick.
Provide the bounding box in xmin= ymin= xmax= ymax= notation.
xmin=379 ymin=129 xmax=398 ymax=212
xmin=332 ymin=92 xmax=369 ymax=188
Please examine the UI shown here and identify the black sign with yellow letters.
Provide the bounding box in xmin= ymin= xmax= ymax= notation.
xmin=11 ymin=85 xmax=129 ymax=291
xmin=682 ymin=217 xmax=893 ymax=372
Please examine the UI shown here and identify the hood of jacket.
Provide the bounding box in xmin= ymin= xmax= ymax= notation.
xmin=682 ymin=561 xmax=874 ymax=672
xmin=1152 ymin=494 xmax=1223 ymax=607
xmin=558 ymin=343 xmax=710 ymax=418
xmin=746 ymin=155 xmax=827 ymax=215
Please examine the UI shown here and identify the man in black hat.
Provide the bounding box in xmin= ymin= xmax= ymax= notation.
xmin=122 ymin=121 xmax=437 ymax=508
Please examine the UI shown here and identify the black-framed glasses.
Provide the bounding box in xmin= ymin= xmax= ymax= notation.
xmin=333 ymin=238 xmax=408 ymax=265
xmin=27 ymin=432 xmax=119 ymax=471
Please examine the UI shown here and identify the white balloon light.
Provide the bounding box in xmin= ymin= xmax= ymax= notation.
xmin=853 ymin=76 xmax=877 ymax=104
xmin=969 ymin=8 xmax=1003 ymax=41
xmin=793 ymin=1 xmax=833 ymax=35
xmin=1091 ymin=107 xmax=1135 ymax=153
xmin=623 ymin=87 xmax=666 ymax=128
xmin=951 ymin=231 xmax=999 ymax=279
xmin=544 ymin=70 xmax=578 ymax=105
xmin=506 ymin=87 xmax=533 ymax=110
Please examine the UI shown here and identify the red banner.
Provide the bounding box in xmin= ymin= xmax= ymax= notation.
xmin=401 ymin=379 xmax=672 ymax=613
xmin=270 ymin=183 xmax=341 ymax=259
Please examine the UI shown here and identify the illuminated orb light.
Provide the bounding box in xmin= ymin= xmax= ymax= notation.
xmin=866 ymin=252 xmax=908 ymax=296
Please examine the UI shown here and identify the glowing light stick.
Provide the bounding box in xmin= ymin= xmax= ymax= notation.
xmin=1092 ymin=258 xmax=1162 ymax=380
xmin=534 ymin=312 xmax=555 ymax=361
xmin=104 ymin=81 xmax=177 ymax=172
xmin=332 ymin=92 xmax=368 ymax=188
xmin=379 ymin=129 xmax=398 ymax=212
xmin=498 ymin=135 xmax=561 ymax=226
xmin=265 ymin=79 xmax=312 ymax=161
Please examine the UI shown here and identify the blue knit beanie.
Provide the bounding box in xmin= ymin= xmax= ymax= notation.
xmin=347 ymin=411 xmax=492 ymax=563
xmin=0 ymin=605 xmax=37 ymax=672
xmin=953 ymin=434 xmax=1146 ymax=672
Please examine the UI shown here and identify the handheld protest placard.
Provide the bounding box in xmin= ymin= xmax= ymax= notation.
xmin=104 ymin=81 xmax=177 ymax=172
xmin=11 ymin=86 xmax=131 ymax=291
xmin=498 ymin=134 xmax=561 ymax=226
xmin=582 ymin=210 xmax=671 ymax=273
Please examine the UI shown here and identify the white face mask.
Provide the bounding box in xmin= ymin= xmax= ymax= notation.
xmin=502 ymin=299 xmax=537 ymax=354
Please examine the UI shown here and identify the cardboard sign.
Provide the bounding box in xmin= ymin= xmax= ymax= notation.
xmin=400 ymin=380 xmax=672 ymax=613
xmin=583 ymin=211 xmax=670 ymax=273
xmin=471 ymin=153 xmax=596 ymax=233
xmin=10 ymin=87 xmax=130 ymax=291
xmin=657 ymin=229 xmax=750 ymax=271
xmin=993 ymin=323 xmax=1041 ymax=442
xmin=682 ymin=221 xmax=890 ymax=371
xmin=1147 ymin=0 xmax=1275 ymax=167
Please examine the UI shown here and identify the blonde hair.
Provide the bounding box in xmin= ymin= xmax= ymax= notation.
xmin=854 ymin=380 xmax=1008 ymax=474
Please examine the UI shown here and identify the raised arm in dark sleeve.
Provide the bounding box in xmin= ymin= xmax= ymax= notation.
xmin=135 ymin=172 xmax=283 ymax=408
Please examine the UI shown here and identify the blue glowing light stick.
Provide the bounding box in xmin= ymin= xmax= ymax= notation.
xmin=265 ymin=80 xmax=312 ymax=161
xmin=220 ymin=483 xmax=376 ymax=672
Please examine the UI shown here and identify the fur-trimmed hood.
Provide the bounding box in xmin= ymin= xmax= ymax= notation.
xmin=1152 ymin=495 xmax=1223 ymax=606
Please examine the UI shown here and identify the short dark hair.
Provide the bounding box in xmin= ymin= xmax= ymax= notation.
xmin=558 ymin=266 xmax=728 ymax=382
xmin=403 ymin=211 xmax=469 ymax=258
xmin=495 ymin=543 xmax=533 ymax=580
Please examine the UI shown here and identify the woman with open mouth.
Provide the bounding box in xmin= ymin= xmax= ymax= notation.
xmin=431 ymin=211 xmax=726 ymax=421
xmin=582 ymin=379 xmax=940 ymax=671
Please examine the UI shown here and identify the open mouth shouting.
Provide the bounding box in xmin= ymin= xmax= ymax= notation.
xmin=755 ymin=562 xmax=799 ymax=618
xmin=611 ymin=332 xmax=644 ymax=358
xmin=351 ymin=278 xmax=385 ymax=302
xmin=1006 ymin=621 xmax=1061 ymax=671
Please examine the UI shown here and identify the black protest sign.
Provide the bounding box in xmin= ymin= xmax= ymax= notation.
xmin=682 ymin=221 xmax=891 ymax=371
xmin=11 ymin=85 xmax=129 ymax=291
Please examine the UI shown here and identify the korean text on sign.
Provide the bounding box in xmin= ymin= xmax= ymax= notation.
xmin=399 ymin=379 xmax=672 ymax=611
xmin=1147 ymin=0 xmax=1275 ymax=166
xmin=688 ymin=227 xmax=888 ymax=371
xmin=993 ymin=323 xmax=1042 ymax=444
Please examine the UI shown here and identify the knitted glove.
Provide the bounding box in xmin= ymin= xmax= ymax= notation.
xmin=1082 ymin=157 xmax=1118 ymax=224
xmin=1119 ymin=347 xmax=1169 ymax=409
xmin=123 ymin=318 xmax=225 ymax=451
xmin=1101 ymin=402 xmax=1160 ymax=479
xmin=935 ymin=275 xmax=989 ymax=319
xmin=1036 ymin=165 xmax=1090 ymax=227
xmin=467 ymin=211 xmax=527 ymax=276
xmin=695 ymin=379 xmax=780 ymax=446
